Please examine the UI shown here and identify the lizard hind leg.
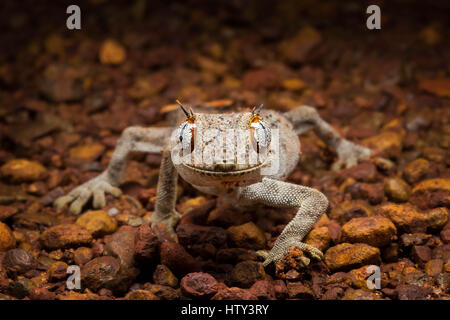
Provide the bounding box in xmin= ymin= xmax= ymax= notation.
xmin=239 ymin=177 xmax=329 ymax=266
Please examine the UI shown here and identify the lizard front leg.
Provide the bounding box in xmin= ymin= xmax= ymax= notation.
xmin=54 ymin=126 xmax=172 ymax=214
xmin=285 ymin=105 xmax=371 ymax=170
xmin=239 ymin=178 xmax=329 ymax=266
xmin=149 ymin=149 xmax=181 ymax=236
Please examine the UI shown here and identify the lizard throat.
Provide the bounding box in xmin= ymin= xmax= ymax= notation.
xmin=182 ymin=162 xmax=265 ymax=176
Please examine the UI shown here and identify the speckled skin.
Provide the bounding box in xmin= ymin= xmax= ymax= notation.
xmin=54 ymin=105 xmax=371 ymax=266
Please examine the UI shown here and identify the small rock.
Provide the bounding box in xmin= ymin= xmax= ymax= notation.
xmin=226 ymin=222 xmax=266 ymax=250
xmin=8 ymin=277 xmax=36 ymax=299
xmin=397 ymin=284 xmax=432 ymax=300
xmin=341 ymin=216 xmax=397 ymax=247
xmin=153 ymin=264 xmax=178 ymax=288
xmin=104 ymin=228 xmax=136 ymax=267
xmin=0 ymin=222 xmax=16 ymax=251
xmin=279 ymin=26 xmax=322 ymax=63
xmin=384 ymin=177 xmax=411 ymax=202
xmin=207 ymin=203 xmax=251 ymax=227
xmin=47 ymin=261 xmax=68 ymax=281
xmin=272 ymin=279 xmax=288 ymax=299
xmin=76 ymin=210 xmax=117 ymax=237
xmin=0 ymin=159 xmax=46 ymax=182
xmin=40 ymin=224 xmax=92 ymax=249
xmin=342 ymin=288 xmax=380 ymax=300
xmin=305 ymin=226 xmax=331 ymax=252
xmin=29 ymin=288 xmax=56 ymax=300
xmin=249 ymin=280 xmax=276 ymax=300
xmin=411 ymin=178 xmax=450 ymax=209
xmin=69 ymin=143 xmax=105 ymax=164
xmin=176 ymin=224 xmax=227 ymax=248
xmin=340 ymin=162 xmax=378 ymax=183
xmin=242 ymin=69 xmax=280 ymax=91
xmin=0 ymin=206 xmax=18 ymax=221
xmin=400 ymin=233 xmax=432 ymax=247
xmin=377 ymin=203 xmax=425 ymax=233
xmin=212 ymin=287 xmax=257 ymax=300
xmin=39 ymin=63 xmax=85 ymax=102
xmin=124 ymin=289 xmax=159 ymax=300
xmin=346 ymin=182 xmax=384 ymax=205
xmin=143 ymin=283 xmax=180 ymax=300
xmin=73 ymin=247 xmax=93 ymax=265
xmin=99 ymin=39 xmax=126 ymax=65
xmin=3 ymin=248 xmax=36 ymax=276
xmin=329 ymin=200 xmax=374 ymax=224
xmin=402 ymin=158 xmax=434 ymax=184
xmin=282 ymin=78 xmax=306 ymax=91
xmin=134 ymin=222 xmax=160 ymax=264
xmin=418 ymin=78 xmax=450 ymax=98
xmin=286 ymin=282 xmax=315 ymax=299
xmin=228 ymin=261 xmax=267 ymax=288
xmin=81 ymin=256 xmax=135 ymax=293
xmin=160 ymin=242 xmax=200 ymax=276
xmin=216 ymin=248 xmax=257 ymax=264
xmin=324 ymin=243 xmax=381 ymax=272
xmin=441 ymin=229 xmax=450 ymax=243
xmin=424 ymin=259 xmax=443 ymax=276
xmin=180 ymin=272 xmax=218 ymax=299
xmin=411 ymin=245 xmax=432 ymax=266
xmin=362 ymin=131 xmax=402 ymax=158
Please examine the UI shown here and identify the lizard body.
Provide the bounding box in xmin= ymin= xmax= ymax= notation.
xmin=54 ymin=104 xmax=371 ymax=266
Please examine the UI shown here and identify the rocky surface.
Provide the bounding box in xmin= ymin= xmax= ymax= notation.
xmin=0 ymin=1 xmax=448 ymax=300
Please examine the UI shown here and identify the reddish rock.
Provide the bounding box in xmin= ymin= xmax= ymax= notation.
xmin=287 ymin=282 xmax=315 ymax=299
xmin=160 ymin=242 xmax=200 ymax=276
xmin=340 ymin=162 xmax=378 ymax=183
xmin=346 ymin=182 xmax=384 ymax=205
xmin=0 ymin=206 xmax=18 ymax=221
xmin=411 ymin=178 xmax=450 ymax=209
xmin=397 ymin=284 xmax=433 ymax=300
xmin=212 ymin=287 xmax=257 ymax=300
xmin=180 ymin=272 xmax=218 ymax=299
xmin=249 ymin=280 xmax=276 ymax=300
xmin=402 ymin=158 xmax=435 ymax=185
xmin=40 ymin=224 xmax=92 ymax=250
xmin=384 ymin=177 xmax=411 ymax=202
xmin=272 ymin=280 xmax=288 ymax=299
xmin=242 ymin=69 xmax=280 ymax=91
xmin=341 ymin=216 xmax=397 ymax=247
xmin=329 ymin=200 xmax=374 ymax=225
xmin=226 ymin=222 xmax=266 ymax=250
xmin=47 ymin=261 xmax=69 ymax=281
xmin=324 ymin=243 xmax=381 ymax=272
xmin=73 ymin=247 xmax=94 ymax=265
xmin=176 ymin=224 xmax=227 ymax=248
xmin=3 ymin=248 xmax=36 ymax=276
xmin=411 ymin=245 xmax=432 ymax=266
xmin=228 ymin=261 xmax=267 ymax=288
xmin=124 ymin=289 xmax=159 ymax=300
xmin=143 ymin=283 xmax=180 ymax=300
xmin=105 ymin=228 xmax=136 ymax=267
xmin=342 ymin=288 xmax=381 ymax=300
xmin=0 ymin=222 xmax=16 ymax=251
xmin=30 ymin=288 xmax=56 ymax=300
xmin=207 ymin=203 xmax=251 ymax=227
xmin=153 ymin=264 xmax=178 ymax=288
xmin=441 ymin=229 xmax=450 ymax=243
xmin=424 ymin=259 xmax=443 ymax=276
xmin=134 ymin=222 xmax=161 ymax=264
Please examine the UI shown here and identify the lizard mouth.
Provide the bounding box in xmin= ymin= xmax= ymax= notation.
xmin=182 ymin=162 xmax=265 ymax=176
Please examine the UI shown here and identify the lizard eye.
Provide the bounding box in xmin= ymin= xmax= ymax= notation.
xmin=177 ymin=121 xmax=196 ymax=154
xmin=250 ymin=116 xmax=271 ymax=153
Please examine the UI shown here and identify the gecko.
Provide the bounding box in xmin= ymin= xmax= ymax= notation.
xmin=54 ymin=102 xmax=371 ymax=266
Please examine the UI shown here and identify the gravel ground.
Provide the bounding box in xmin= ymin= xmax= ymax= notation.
xmin=0 ymin=0 xmax=449 ymax=300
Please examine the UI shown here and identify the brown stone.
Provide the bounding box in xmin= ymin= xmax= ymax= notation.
xmin=287 ymin=282 xmax=315 ymax=299
xmin=3 ymin=248 xmax=36 ymax=275
xmin=180 ymin=272 xmax=218 ymax=299
xmin=176 ymin=223 xmax=227 ymax=248
xmin=341 ymin=216 xmax=397 ymax=247
xmin=411 ymin=245 xmax=432 ymax=266
xmin=424 ymin=259 xmax=443 ymax=276
xmin=329 ymin=200 xmax=375 ymax=224
xmin=153 ymin=264 xmax=178 ymax=288
xmin=69 ymin=143 xmax=105 ymax=164
xmin=384 ymin=177 xmax=411 ymax=202
xmin=0 ymin=159 xmax=46 ymax=182
xmin=0 ymin=222 xmax=16 ymax=252
xmin=73 ymin=247 xmax=94 ymax=265
xmin=305 ymin=226 xmax=331 ymax=251
xmin=342 ymin=288 xmax=381 ymax=300
xmin=99 ymin=39 xmax=126 ymax=65
xmin=324 ymin=243 xmax=381 ymax=272
xmin=76 ymin=210 xmax=117 ymax=237
xmin=402 ymin=158 xmax=434 ymax=184
xmin=160 ymin=242 xmax=200 ymax=276
xmin=40 ymin=224 xmax=92 ymax=249
xmin=411 ymin=178 xmax=450 ymax=209
xmin=47 ymin=261 xmax=68 ymax=281
xmin=397 ymin=284 xmax=432 ymax=300
xmin=134 ymin=222 xmax=161 ymax=264
xmin=0 ymin=206 xmax=18 ymax=221
xmin=212 ymin=287 xmax=257 ymax=300
xmin=125 ymin=289 xmax=159 ymax=300
xmin=226 ymin=222 xmax=266 ymax=250
xmin=279 ymin=26 xmax=322 ymax=63
xmin=105 ymin=228 xmax=136 ymax=267
xmin=228 ymin=261 xmax=267 ymax=288
xmin=249 ymin=280 xmax=276 ymax=300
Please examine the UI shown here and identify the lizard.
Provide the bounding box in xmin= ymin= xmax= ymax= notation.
xmin=54 ymin=102 xmax=371 ymax=266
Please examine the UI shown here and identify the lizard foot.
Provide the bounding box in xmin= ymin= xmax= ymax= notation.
xmin=54 ymin=173 xmax=122 ymax=215
xmin=332 ymin=140 xmax=371 ymax=171
xmin=150 ymin=210 xmax=181 ymax=237
xmin=261 ymin=239 xmax=324 ymax=267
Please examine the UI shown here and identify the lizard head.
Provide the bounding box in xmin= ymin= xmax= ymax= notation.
xmin=171 ymin=102 xmax=273 ymax=187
